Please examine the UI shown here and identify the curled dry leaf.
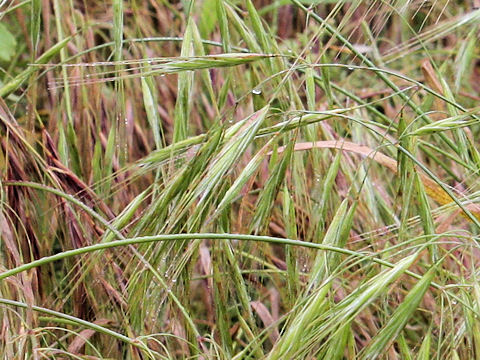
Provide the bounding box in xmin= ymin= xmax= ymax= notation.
xmin=270 ymin=140 xmax=480 ymax=221
xmin=250 ymin=300 xmax=279 ymax=344
xmin=67 ymin=318 xmax=112 ymax=354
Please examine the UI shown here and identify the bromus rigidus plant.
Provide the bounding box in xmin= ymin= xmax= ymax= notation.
xmin=1 ymin=0 xmax=479 ymax=358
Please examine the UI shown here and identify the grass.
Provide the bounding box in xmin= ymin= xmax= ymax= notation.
xmin=0 ymin=0 xmax=479 ymax=358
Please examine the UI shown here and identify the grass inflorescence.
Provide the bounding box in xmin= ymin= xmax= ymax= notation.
xmin=0 ymin=0 xmax=479 ymax=358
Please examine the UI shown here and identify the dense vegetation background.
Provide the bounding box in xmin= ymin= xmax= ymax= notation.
xmin=1 ymin=0 xmax=480 ymax=358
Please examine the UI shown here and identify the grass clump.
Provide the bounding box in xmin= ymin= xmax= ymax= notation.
xmin=1 ymin=0 xmax=480 ymax=358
